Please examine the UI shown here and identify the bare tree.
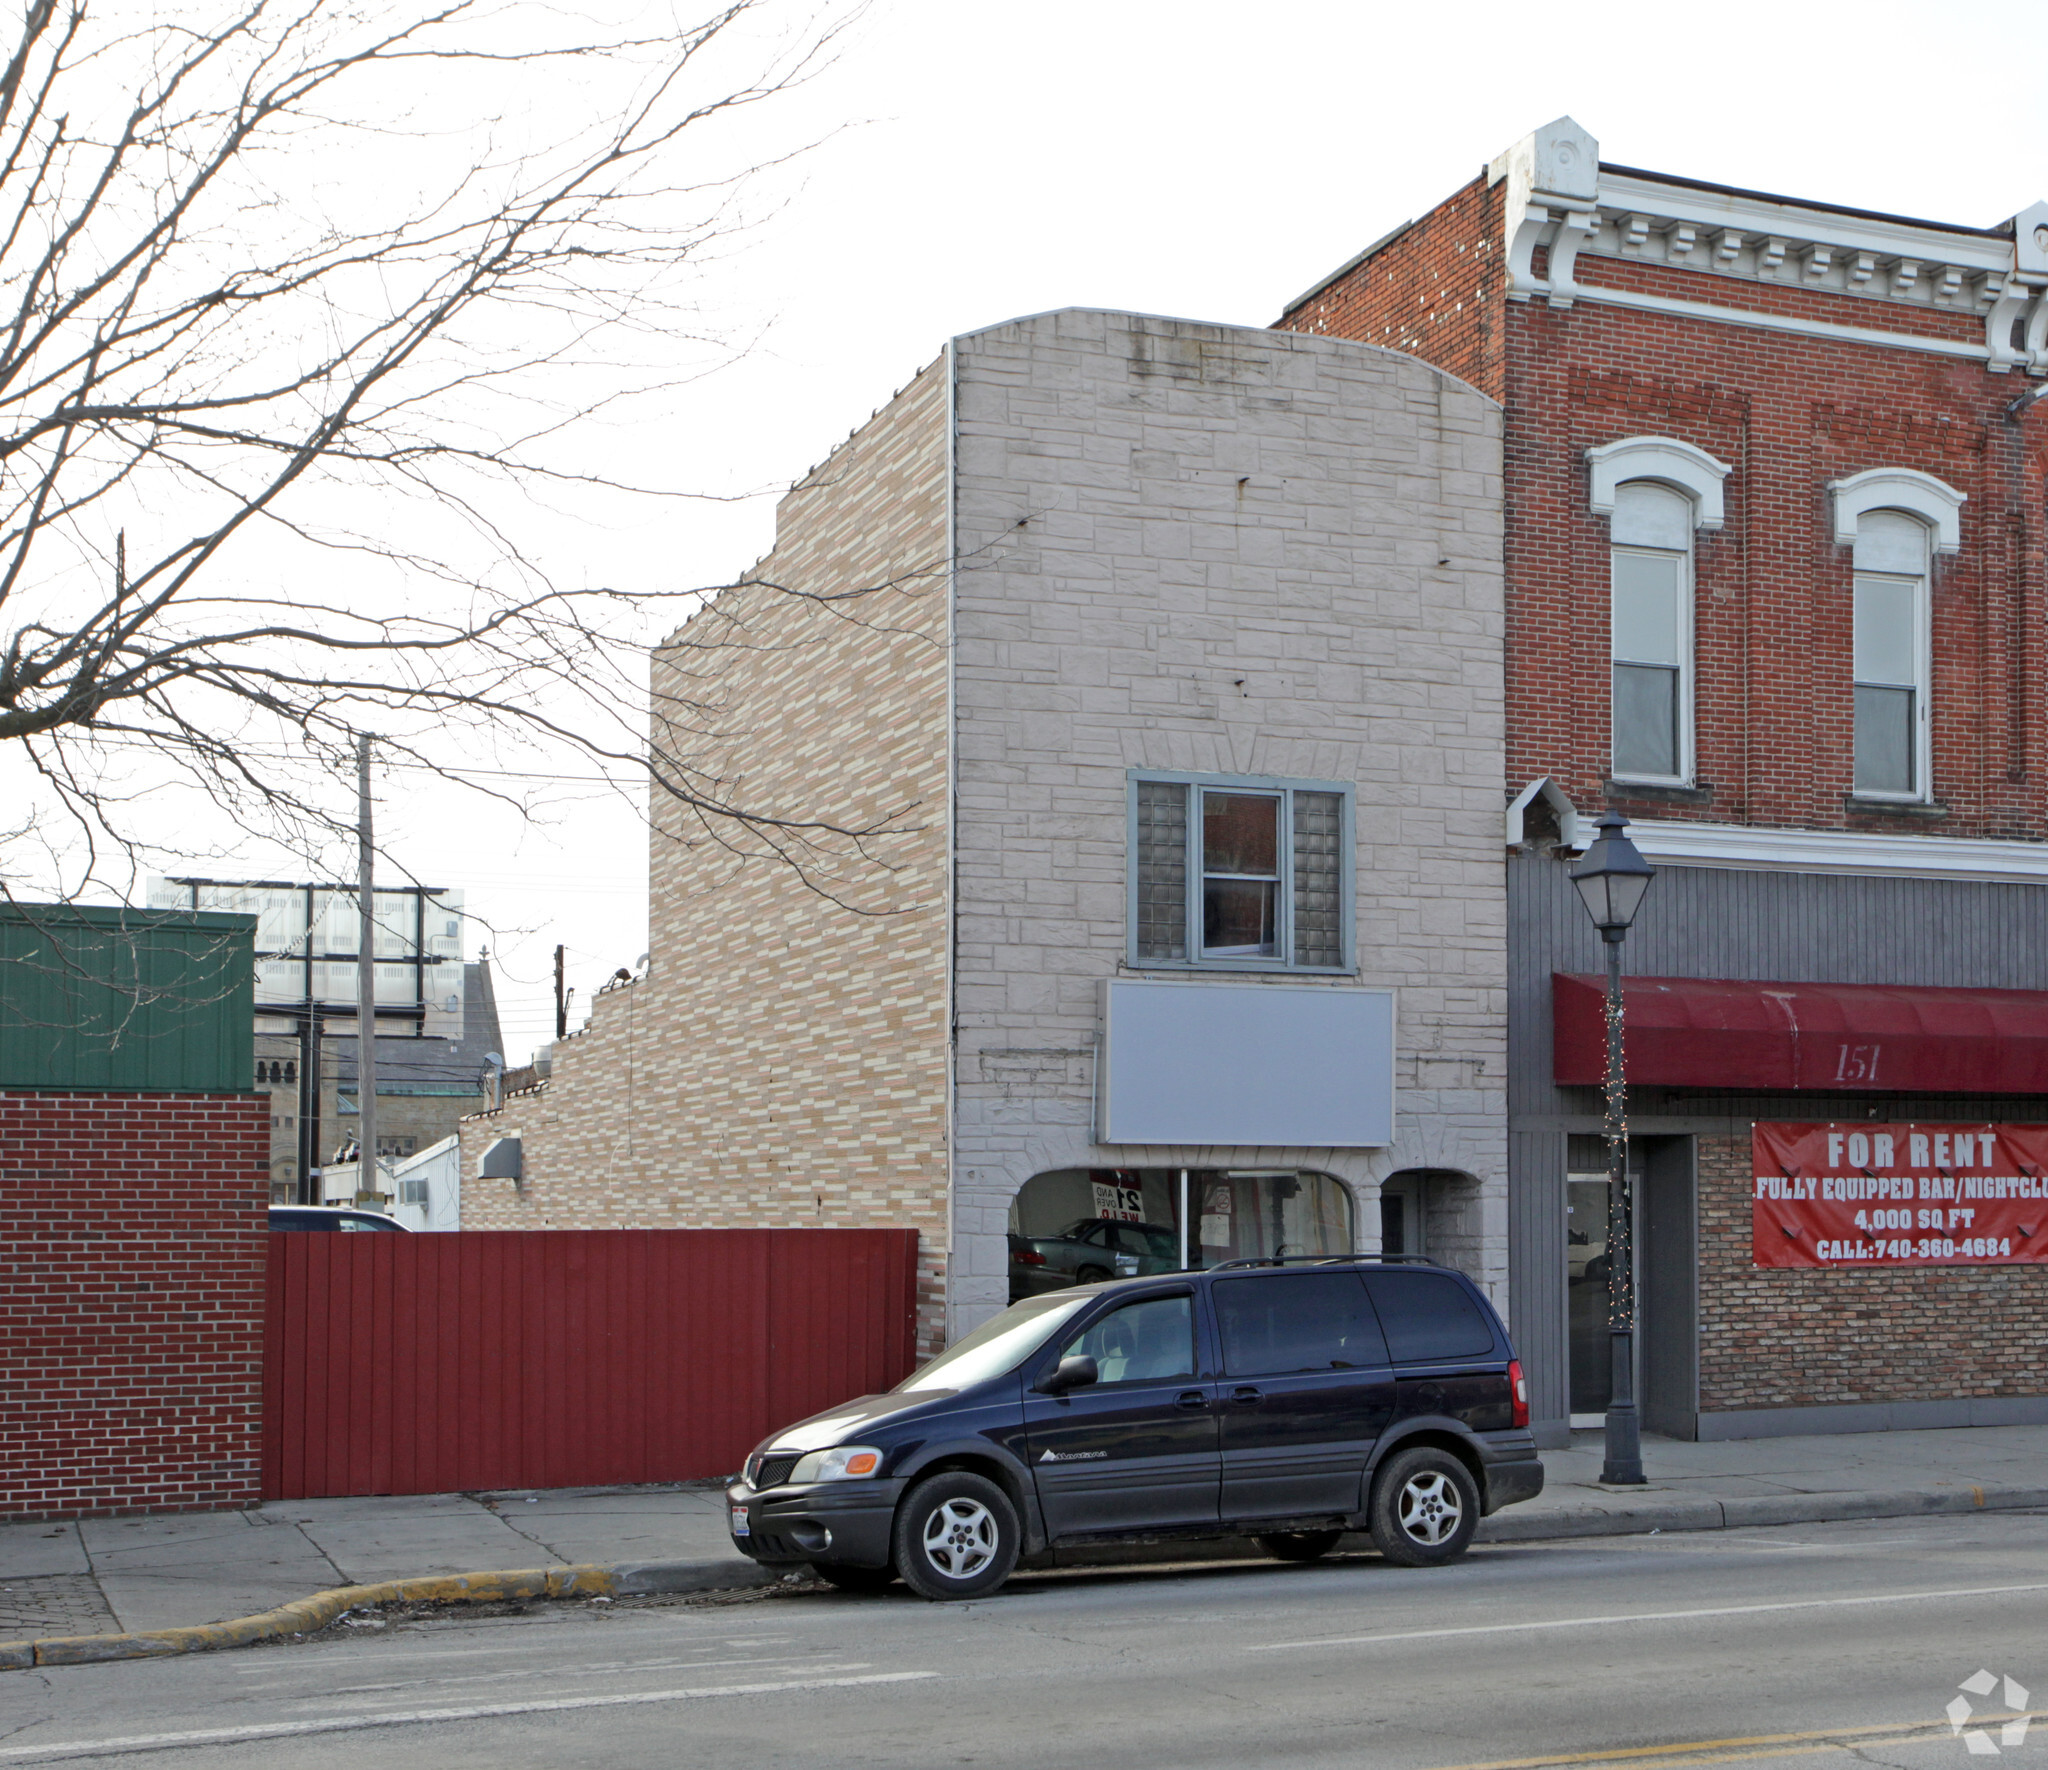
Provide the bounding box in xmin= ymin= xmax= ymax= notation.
xmin=0 ymin=0 xmax=932 ymax=910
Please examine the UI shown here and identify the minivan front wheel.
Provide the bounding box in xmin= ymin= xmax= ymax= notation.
xmin=1368 ymin=1447 xmax=1479 ymax=1567
xmin=810 ymin=1561 xmax=896 ymax=1593
xmin=1256 ymin=1530 xmax=1342 ymax=1563
xmin=893 ymin=1472 xmax=1021 ymax=1601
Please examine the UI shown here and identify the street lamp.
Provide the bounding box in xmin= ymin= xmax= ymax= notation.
xmin=1569 ymin=810 xmax=1657 ymax=1486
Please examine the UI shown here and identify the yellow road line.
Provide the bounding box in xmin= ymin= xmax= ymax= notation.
xmin=1417 ymin=1708 xmax=2046 ymax=1770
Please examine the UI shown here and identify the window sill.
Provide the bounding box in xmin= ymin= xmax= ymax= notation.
xmin=1605 ymin=778 xmax=1713 ymax=804
xmin=1843 ymin=795 xmax=1947 ymax=819
xmin=1121 ymin=961 xmax=1356 ymax=980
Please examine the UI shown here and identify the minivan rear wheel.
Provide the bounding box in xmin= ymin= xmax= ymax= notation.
xmin=1256 ymin=1530 xmax=1342 ymax=1563
xmin=892 ymin=1471 xmax=1020 ymax=1601
xmin=1368 ymin=1446 xmax=1479 ymax=1567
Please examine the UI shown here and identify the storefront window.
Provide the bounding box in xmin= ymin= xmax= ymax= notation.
xmin=1007 ymin=1167 xmax=1353 ymax=1302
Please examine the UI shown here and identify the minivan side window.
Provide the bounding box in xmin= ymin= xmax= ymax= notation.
xmin=1214 ymin=1273 xmax=1390 ymax=1377
xmin=1058 ymin=1295 xmax=1195 ymax=1385
xmin=1360 ymin=1270 xmax=1496 ymax=1362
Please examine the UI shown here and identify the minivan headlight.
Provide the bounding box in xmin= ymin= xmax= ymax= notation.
xmin=790 ymin=1444 xmax=884 ymax=1483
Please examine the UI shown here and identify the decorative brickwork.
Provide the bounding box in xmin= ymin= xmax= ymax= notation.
xmin=1284 ymin=127 xmax=2048 ymax=1432
xmin=1695 ymin=1133 xmax=2048 ymax=1414
xmin=1279 ymin=177 xmax=2048 ymax=841
xmin=461 ymin=360 xmax=953 ymax=1349
xmin=0 ymin=1090 xmax=269 ymax=1521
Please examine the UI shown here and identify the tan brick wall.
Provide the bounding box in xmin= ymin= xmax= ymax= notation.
xmin=462 ymin=359 xmax=953 ymax=1347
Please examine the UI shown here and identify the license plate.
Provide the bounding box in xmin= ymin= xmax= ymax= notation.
xmin=730 ymin=1503 xmax=750 ymax=1536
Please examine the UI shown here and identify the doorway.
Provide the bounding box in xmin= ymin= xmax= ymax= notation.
xmin=1380 ymin=1173 xmax=1426 ymax=1259
xmin=1564 ymin=1136 xmax=1697 ymax=1437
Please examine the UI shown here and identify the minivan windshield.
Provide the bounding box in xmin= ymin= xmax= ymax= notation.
xmin=892 ymin=1291 xmax=1092 ymax=1392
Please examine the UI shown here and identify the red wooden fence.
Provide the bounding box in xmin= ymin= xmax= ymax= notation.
xmin=263 ymin=1229 xmax=921 ymax=1500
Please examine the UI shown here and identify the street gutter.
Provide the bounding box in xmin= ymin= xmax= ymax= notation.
xmin=7 ymin=1477 xmax=2046 ymax=1669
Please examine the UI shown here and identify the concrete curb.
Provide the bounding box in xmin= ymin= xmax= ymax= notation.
xmin=1474 ymin=1480 xmax=2048 ymax=1541
xmin=0 ymin=1560 xmax=779 ymax=1671
xmin=6 ymin=1480 xmax=2044 ymax=1668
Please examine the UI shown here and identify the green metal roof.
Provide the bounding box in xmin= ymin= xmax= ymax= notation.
xmin=0 ymin=903 xmax=256 ymax=1092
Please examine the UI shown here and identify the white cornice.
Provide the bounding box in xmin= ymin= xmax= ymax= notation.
xmin=1571 ymin=281 xmax=1993 ymax=365
xmin=1564 ymin=818 xmax=2048 ymax=885
xmin=1487 ymin=122 xmax=2048 ymax=374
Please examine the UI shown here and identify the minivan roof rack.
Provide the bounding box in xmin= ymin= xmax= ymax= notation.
xmin=1206 ymin=1253 xmax=1441 ymax=1272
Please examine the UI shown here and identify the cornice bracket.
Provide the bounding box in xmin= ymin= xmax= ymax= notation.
xmin=1489 ymin=115 xmax=1599 ymax=304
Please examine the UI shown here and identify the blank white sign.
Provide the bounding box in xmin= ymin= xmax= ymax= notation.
xmin=1097 ymin=979 xmax=1393 ymax=1148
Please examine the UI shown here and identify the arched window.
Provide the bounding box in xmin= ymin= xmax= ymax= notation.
xmin=1608 ymin=481 xmax=1694 ymax=784
xmin=1829 ymin=468 xmax=1962 ymax=804
xmin=1849 ymin=510 xmax=1932 ymax=798
xmin=1587 ymin=436 xmax=1728 ymax=789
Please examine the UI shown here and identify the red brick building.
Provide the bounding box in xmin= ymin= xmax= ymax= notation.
xmin=0 ymin=906 xmax=268 ymax=1519
xmin=1279 ymin=118 xmax=2048 ymax=1443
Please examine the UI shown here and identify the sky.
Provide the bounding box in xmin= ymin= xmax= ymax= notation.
xmin=18 ymin=0 xmax=2048 ymax=1062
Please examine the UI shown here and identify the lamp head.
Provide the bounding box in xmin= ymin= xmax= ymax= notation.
xmin=1569 ymin=811 xmax=1656 ymax=940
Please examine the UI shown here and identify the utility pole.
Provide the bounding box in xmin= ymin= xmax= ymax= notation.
xmin=355 ymin=734 xmax=379 ymax=1206
xmin=554 ymin=943 xmax=568 ymax=1043
xmin=297 ymin=1005 xmax=322 ymax=1205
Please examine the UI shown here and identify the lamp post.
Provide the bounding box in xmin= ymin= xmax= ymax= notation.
xmin=1569 ymin=810 xmax=1657 ymax=1486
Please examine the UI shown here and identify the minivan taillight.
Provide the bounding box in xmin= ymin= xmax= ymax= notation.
xmin=1507 ymin=1358 xmax=1529 ymax=1429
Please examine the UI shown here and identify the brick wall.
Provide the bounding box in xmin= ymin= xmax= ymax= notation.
xmin=1277 ymin=175 xmax=2048 ymax=841
xmin=0 ymin=1090 xmax=269 ymax=1521
xmin=1695 ymin=1134 xmax=2048 ymax=1413
xmin=1280 ymin=175 xmax=1504 ymax=402
xmin=1496 ymin=301 xmax=2043 ymax=838
xmin=461 ymin=359 xmax=954 ymax=1349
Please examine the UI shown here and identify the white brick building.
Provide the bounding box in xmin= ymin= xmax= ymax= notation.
xmin=466 ymin=308 xmax=1508 ymax=1346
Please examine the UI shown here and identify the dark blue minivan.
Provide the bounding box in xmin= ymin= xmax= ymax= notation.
xmin=728 ymin=1255 xmax=1543 ymax=1600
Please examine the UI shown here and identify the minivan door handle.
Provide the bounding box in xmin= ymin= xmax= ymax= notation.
xmin=1230 ymin=1386 xmax=1260 ymax=1405
xmin=1175 ymin=1390 xmax=1208 ymax=1410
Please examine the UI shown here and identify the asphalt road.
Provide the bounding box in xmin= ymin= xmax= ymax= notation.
xmin=4 ymin=1513 xmax=2046 ymax=1769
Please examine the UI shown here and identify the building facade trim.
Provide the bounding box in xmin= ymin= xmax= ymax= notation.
xmin=1587 ymin=435 xmax=1731 ymax=529
xmin=1828 ymin=466 xmax=1966 ymax=554
xmin=1572 ymin=281 xmax=1997 ymax=365
xmin=1487 ymin=118 xmax=2048 ymax=371
xmin=1569 ymin=817 xmax=2048 ymax=884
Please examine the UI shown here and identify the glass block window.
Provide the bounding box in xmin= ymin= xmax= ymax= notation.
xmin=1129 ymin=775 xmax=1350 ymax=971
xmin=1134 ymin=779 xmax=1189 ymax=961
xmin=1291 ymin=791 xmax=1343 ymax=967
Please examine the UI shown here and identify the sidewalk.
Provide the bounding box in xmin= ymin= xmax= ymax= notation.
xmin=4 ymin=1423 xmax=2044 ymax=1641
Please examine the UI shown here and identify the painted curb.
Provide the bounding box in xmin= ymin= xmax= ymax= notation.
xmin=4 ymin=1564 xmax=623 ymax=1669
xmin=6 ymin=1480 xmax=2044 ymax=1668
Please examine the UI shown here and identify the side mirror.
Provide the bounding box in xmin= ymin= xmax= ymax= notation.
xmin=1042 ymin=1354 xmax=1098 ymax=1395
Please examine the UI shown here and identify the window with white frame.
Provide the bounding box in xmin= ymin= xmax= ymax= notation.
xmin=1130 ymin=774 xmax=1349 ymax=971
xmin=1850 ymin=509 xmax=1932 ymax=798
xmin=1608 ymin=481 xmax=1694 ymax=784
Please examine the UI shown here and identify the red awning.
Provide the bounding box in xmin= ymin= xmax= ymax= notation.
xmin=1552 ymin=974 xmax=2048 ymax=1095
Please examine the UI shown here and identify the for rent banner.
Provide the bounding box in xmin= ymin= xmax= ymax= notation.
xmin=1752 ymin=1123 xmax=2048 ymax=1269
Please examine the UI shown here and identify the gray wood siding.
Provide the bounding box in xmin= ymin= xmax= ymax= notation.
xmin=1507 ymin=853 xmax=2048 ymax=1425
